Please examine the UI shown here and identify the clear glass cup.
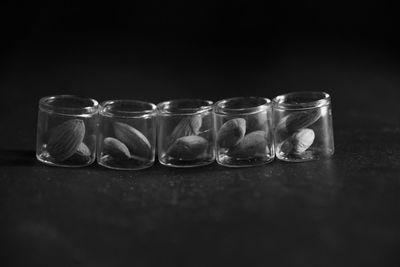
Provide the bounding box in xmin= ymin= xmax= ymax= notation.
xmin=272 ymin=91 xmax=334 ymax=162
xmin=157 ymin=99 xmax=215 ymax=168
xmin=214 ymin=97 xmax=274 ymax=167
xmin=36 ymin=95 xmax=99 ymax=167
xmin=97 ymin=100 xmax=157 ymax=170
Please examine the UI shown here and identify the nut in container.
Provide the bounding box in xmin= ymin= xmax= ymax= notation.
xmin=214 ymin=97 xmax=274 ymax=167
xmin=272 ymin=91 xmax=334 ymax=162
xmin=97 ymin=100 xmax=157 ymax=170
xmin=36 ymin=95 xmax=99 ymax=167
xmin=157 ymin=99 xmax=215 ymax=167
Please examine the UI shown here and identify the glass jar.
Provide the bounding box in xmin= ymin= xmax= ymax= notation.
xmin=214 ymin=97 xmax=274 ymax=167
xmin=157 ymin=99 xmax=215 ymax=167
xmin=36 ymin=95 xmax=99 ymax=167
xmin=97 ymin=100 xmax=157 ymax=170
xmin=272 ymin=91 xmax=334 ymax=162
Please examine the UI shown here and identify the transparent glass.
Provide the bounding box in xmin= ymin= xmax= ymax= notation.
xmin=157 ymin=99 xmax=215 ymax=168
xmin=36 ymin=95 xmax=99 ymax=167
xmin=272 ymin=91 xmax=334 ymax=162
xmin=214 ymin=97 xmax=274 ymax=167
xmin=97 ymin=100 xmax=157 ymax=170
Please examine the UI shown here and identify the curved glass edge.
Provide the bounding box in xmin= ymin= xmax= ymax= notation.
xmin=157 ymin=99 xmax=214 ymax=116
xmin=39 ymin=95 xmax=99 ymax=115
xmin=99 ymin=100 xmax=157 ymax=118
xmin=272 ymin=91 xmax=331 ymax=110
xmin=213 ymin=97 xmax=271 ymax=115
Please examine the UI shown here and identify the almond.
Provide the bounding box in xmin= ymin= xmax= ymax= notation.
xmin=76 ymin=142 xmax=91 ymax=156
xmin=167 ymin=135 xmax=208 ymax=160
xmin=47 ymin=119 xmax=85 ymax=161
xmin=228 ymin=130 xmax=269 ymax=158
xmin=66 ymin=142 xmax=91 ymax=162
xmin=197 ymin=113 xmax=214 ymax=140
xmin=114 ymin=122 xmax=152 ymax=159
xmin=276 ymin=109 xmax=320 ymax=135
xmin=246 ymin=112 xmax=268 ymax=133
xmin=279 ymin=128 xmax=315 ymax=155
xmin=217 ymin=118 xmax=246 ymax=148
xmin=103 ymin=137 xmax=131 ymax=159
xmin=169 ymin=115 xmax=202 ymax=143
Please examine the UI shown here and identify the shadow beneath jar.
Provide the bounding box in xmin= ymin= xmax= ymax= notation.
xmin=0 ymin=149 xmax=36 ymax=166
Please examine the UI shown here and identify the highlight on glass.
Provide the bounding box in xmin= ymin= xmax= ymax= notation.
xmin=97 ymin=100 xmax=157 ymax=170
xmin=214 ymin=97 xmax=274 ymax=167
xmin=157 ymin=99 xmax=216 ymax=168
xmin=272 ymin=91 xmax=334 ymax=162
xmin=36 ymin=95 xmax=99 ymax=167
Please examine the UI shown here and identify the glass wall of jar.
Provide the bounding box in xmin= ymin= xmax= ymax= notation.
xmin=272 ymin=91 xmax=334 ymax=162
xmin=157 ymin=99 xmax=215 ymax=167
xmin=214 ymin=97 xmax=274 ymax=167
xmin=97 ymin=100 xmax=157 ymax=170
xmin=36 ymin=95 xmax=99 ymax=167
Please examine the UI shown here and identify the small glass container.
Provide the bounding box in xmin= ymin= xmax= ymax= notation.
xmin=36 ymin=95 xmax=99 ymax=167
xmin=214 ymin=97 xmax=274 ymax=167
xmin=272 ymin=91 xmax=334 ymax=162
xmin=97 ymin=100 xmax=157 ymax=170
xmin=157 ymin=99 xmax=215 ymax=167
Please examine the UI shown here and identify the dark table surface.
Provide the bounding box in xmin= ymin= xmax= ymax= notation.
xmin=1 ymin=37 xmax=400 ymax=266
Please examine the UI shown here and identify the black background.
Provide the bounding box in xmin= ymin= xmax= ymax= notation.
xmin=1 ymin=0 xmax=399 ymax=149
xmin=1 ymin=1 xmax=400 ymax=266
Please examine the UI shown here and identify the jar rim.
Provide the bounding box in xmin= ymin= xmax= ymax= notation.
xmin=214 ymin=97 xmax=271 ymax=115
xmin=100 ymin=99 xmax=157 ymax=117
xmin=157 ymin=99 xmax=213 ymax=115
xmin=39 ymin=95 xmax=99 ymax=114
xmin=272 ymin=91 xmax=331 ymax=110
